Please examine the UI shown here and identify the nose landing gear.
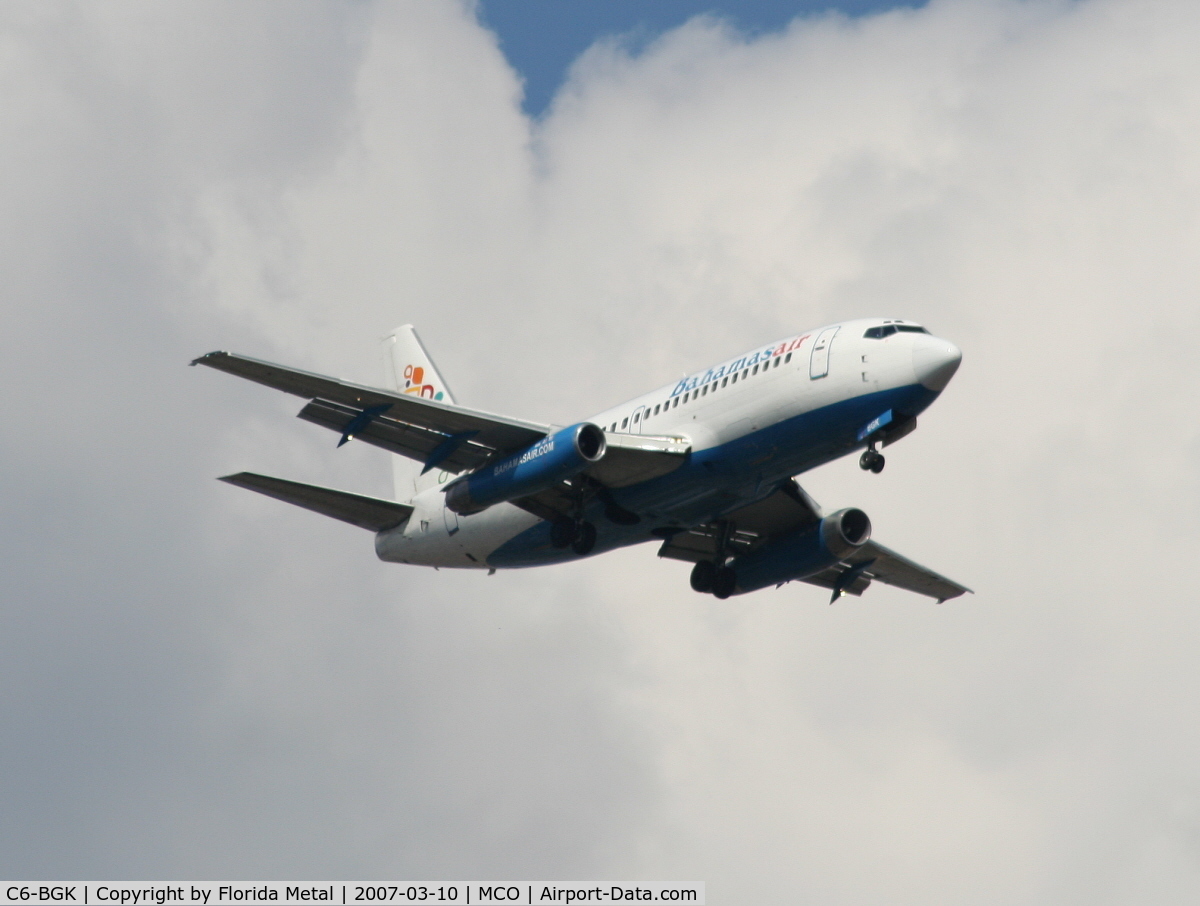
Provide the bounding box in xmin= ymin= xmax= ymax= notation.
xmin=859 ymin=445 xmax=885 ymax=473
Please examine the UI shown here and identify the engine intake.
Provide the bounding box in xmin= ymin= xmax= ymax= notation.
xmin=730 ymin=507 xmax=872 ymax=595
xmin=444 ymin=423 xmax=606 ymax=515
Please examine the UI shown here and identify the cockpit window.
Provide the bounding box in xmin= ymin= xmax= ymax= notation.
xmin=864 ymin=324 xmax=929 ymax=338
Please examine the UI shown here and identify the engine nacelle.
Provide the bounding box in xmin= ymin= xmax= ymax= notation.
xmin=731 ymin=507 xmax=871 ymax=594
xmin=444 ymin=423 xmax=606 ymax=515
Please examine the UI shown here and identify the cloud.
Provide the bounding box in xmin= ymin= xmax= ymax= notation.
xmin=3 ymin=0 xmax=1200 ymax=898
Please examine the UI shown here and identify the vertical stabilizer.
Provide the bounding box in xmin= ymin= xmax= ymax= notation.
xmin=382 ymin=325 xmax=457 ymax=503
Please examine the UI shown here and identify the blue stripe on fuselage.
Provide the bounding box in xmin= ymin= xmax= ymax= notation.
xmin=487 ymin=383 xmax=939 ymax=569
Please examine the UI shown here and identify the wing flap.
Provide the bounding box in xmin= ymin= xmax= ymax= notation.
xmin=297 ymin=398 xmax=491 ymax=473
xmin=840 ymin=541 xmax=972 ymax=602
xmin=657 ymin=525 xmax=759 ymax=562
xmin=219 ymin=472 xmax=413 ymax=532
xmin=193 ymin=351 xmax=549 ymax=455
xmin=800 ymin=567 xmax=873 ymax=597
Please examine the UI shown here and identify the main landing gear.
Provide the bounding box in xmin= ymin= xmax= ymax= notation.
xmin=859 ymin=445 xmax=885 ymax=473
xmin=689 ymin=519 xmax=737 ymax=599
xmin=551 ymin=517 xmax=596 ymax=555
xmin=690 ymin=560 xmax=737 ymax=599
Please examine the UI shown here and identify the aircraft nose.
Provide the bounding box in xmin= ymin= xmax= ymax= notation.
xmin=912 ymin=335 xmax=962 ymax=391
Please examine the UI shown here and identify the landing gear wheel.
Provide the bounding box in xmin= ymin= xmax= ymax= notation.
xmin=690 ymin=560 xmax=716 ymax=593
xmin=860 ymin=449 xmax=885 ymax=473
xmin=571 ymin=520 xmax=597 ymax=555
xmin=711 ymin=567 xmax=737 ymax=600
xmin=550 ymin=518 xmax=578 ymax=549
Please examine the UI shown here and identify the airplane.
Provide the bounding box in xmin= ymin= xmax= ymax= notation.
xmin=192 ymin=318 xmax=969 ymax=602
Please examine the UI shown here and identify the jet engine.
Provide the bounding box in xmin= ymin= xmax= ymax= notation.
xmin=444 ymin=423 xmax=606 ymax=515
xmin=730 ymin=508 xmax=871 ymax=594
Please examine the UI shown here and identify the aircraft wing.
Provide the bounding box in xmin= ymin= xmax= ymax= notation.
xmin=193 ymin=350 xmax=550 ymax=472
xmin=657 ymin=479 xmax=970 ymax=603
xmin=220 ymin=472 xmax=413 ymax=531
xmin=801 ymin=540 xmax=971 ymax=603
xmin=194 ymin=351 xmax=691 ymax=495
xmin=656 ymin=479 xmax=821 ymax=562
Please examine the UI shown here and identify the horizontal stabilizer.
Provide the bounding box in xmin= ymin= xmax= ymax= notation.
xmin=219 ymin=472 xmax=413 ymax=532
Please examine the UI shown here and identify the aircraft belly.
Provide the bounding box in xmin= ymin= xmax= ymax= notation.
xmin=619 ymin=382 xmax=940 ymax=521
xmin=455 ymin=504 xmax=540 ymax=563
xmin=375 ymin=495 xmax=536 ymax=569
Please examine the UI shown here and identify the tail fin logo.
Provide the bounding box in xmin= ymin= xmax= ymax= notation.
xmin=404 ymin=364 xmax=444 ymax=401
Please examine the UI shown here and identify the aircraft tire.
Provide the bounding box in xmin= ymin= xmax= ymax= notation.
xmin=571 ymin=521 xmax=597 ymax=555
xmin=550 ymin=518 xmax=578 ymax=548
xmin=860 ymin=450 xmax=885 ymax=473
xmin=690 ymin=560 xmax=716 ymax=593
xmin=711 ymin=567 xmax=737 ymax=600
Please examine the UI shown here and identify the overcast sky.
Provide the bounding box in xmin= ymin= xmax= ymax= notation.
xmin=3 ymin=0 xmax=1200 ymax=900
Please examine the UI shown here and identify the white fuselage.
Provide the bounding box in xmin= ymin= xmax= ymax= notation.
xmin=376 ymin=319 xmax=960 ymax=570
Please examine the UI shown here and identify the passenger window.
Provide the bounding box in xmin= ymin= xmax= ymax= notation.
xmin=752 ymin=364 xmax=759 ymax=375
xmin=673 ymin=397 xmax=679 ymax=408
xmin=621 ymin=417 xmax=628 ymax=428
xmin=611 ymin=423 xmax=616 ymax=431
xmin=773 ymin=357 xmax=780 ymax=368
xmin=722 ymin=377 xmax=728 ymax=387
xmin=654 ymin=404 xmax=660 ymax=415
xmin=742 ymin=369 xmax=749 ymax=379
xmin=702 ymin=385 xmax=708 ymax=396
xmin=633 ymin=411 xmax=640 ymax=422
xmin=784 ymin=352 xmax=792 ymax=364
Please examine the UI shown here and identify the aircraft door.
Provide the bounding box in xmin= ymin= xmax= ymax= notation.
xmin=632 ymin=405 xmax=646 ymax=434
xmin=809 ymin=326 xmax=840 ymax=379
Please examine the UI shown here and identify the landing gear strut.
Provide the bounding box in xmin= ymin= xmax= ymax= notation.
xmin=571 ymin=520 xmax=596 ymax=555
xmin=551 ymin=517 xmax=596 ymax=555
xmin=859 ymin=445 xmax=885 ymax=473
xmin=549 ymin=477 xmax=601 ymax=555
xmin=690 ymin=521 xmax=738 ymax=599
